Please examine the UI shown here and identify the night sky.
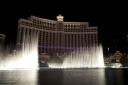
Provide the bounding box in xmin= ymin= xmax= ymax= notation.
xmin=0 ymin=1 xmax=128 ymax=53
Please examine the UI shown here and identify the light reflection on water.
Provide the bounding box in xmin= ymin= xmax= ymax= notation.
xmin=63 ymin=68 xmax=106 ymax=85
xmin=0 ymin=68 xmax=127 ymax=85
xmin=0 ymin=70 xmax=38 ymax=85
xmin=105 ymin=68 xmax=124 ymax=85
xmin=38 ymin=68 xmax=128 ymax=85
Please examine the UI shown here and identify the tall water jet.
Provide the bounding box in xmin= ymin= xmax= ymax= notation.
xmin=0 ymin=29 xmax=39 ymax=70
xmin=48 ymin=45 xmax=104 ymax=68
xmin=17 ymin=29 xmax=39 ymax=69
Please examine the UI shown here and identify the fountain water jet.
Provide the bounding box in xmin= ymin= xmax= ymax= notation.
xmin=48 ymin=45 xmax=105 ymax=68
xmin=0 ymin=29 xmax=104 ymax=69
xmin=0 ymin=30 xmax=39 ymax=70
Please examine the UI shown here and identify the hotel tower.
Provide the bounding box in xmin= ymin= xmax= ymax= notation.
xmin=16 ymin=15 xmax=98 ymax=57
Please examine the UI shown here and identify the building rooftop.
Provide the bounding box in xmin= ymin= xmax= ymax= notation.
xmin=56 ymin=14 xmax=64 ymax=21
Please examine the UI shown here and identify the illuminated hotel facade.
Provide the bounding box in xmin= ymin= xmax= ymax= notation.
xmin=16 ymin=15 xmax=98 ymax=56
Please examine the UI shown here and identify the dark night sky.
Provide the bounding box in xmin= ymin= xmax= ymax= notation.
xmin=0 ymin=1 xmax=128 ymax=52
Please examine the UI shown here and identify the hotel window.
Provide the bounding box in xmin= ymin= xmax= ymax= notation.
xmin=21 ymin=21 xmax=24 ymax=25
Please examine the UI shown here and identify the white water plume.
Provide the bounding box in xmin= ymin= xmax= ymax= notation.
xmin=48 ymin=45 xmax=105 ymax=68
xmin=0 ymin=30 xmax=39 ymax=70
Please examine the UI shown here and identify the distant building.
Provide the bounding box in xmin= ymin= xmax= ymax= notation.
xmin=16 ymin=15 xmax=98 ymax=56
xmin=113 ymin=51 xmax=123 ymax=63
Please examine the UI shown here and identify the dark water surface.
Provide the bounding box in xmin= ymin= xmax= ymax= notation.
xmin=0 ymin=68 xmax=128 ymax=85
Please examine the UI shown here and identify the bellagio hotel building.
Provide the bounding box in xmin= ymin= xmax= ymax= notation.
xmin=16 ymin=15 xmax=98 ymax=55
